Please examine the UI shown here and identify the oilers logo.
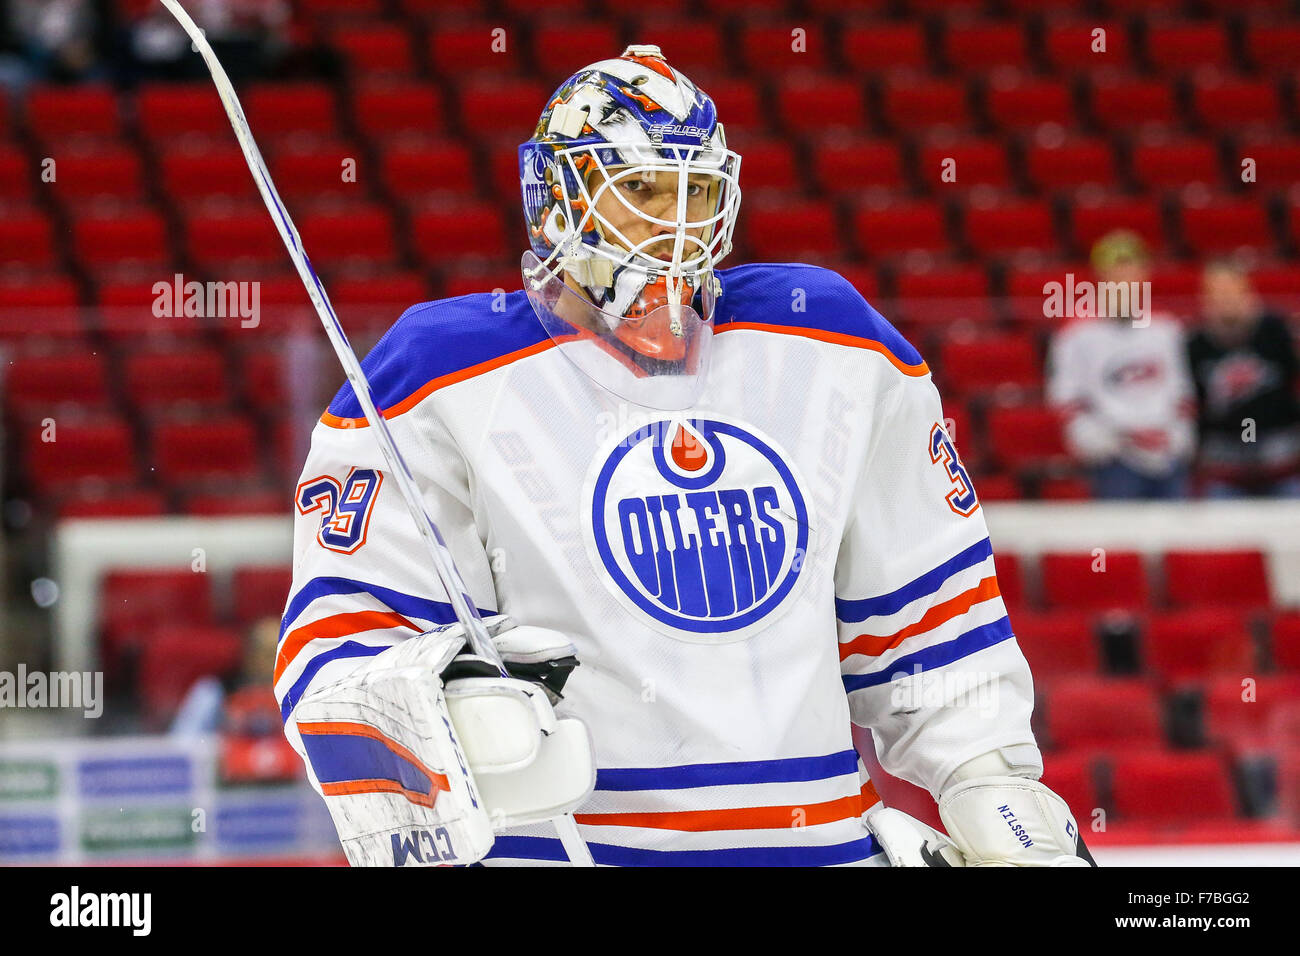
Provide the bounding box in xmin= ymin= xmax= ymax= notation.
xmin=585 ymin=416 xmax=812 ymax=642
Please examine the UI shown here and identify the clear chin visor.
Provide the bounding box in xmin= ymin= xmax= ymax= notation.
xmin=522 ymin=250 xmax=716 ymax=411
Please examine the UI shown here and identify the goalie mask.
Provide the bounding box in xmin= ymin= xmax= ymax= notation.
xmin=519 ymin=45 xmax=741 ymax=410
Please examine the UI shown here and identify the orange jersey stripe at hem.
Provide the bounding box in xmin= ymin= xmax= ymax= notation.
xmin=274 ymin=609 xmax=419 ymax=685
xmin=573 ymin=794 xmax=862 ymax=833
xmin=714 ymin=321 xmax=930 ymax=377
xmin=839 ymin=575 xmax=1002 ymax=661
xmin=319 ymin=338 xmax=557 ymax=428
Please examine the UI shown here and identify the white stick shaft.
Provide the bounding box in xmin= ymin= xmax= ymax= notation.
xmin=159 ymin=0 xmax=592 ymax=866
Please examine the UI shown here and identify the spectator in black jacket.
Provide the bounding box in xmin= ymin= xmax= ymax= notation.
xmin=1188 ymin=259 xmax=1300 ymax=498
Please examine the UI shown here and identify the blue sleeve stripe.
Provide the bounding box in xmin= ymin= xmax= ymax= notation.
xmin=281 ymin=576 xmax=493 ymax=640
xmin=484 ymin=835 xmax=880 ymax=866
xmin=593 ymin=749 xmax=858 ymax=792
xmin=278 ymin=641 xmax=388 ymax=723
xmin=301 ymin=730 xmax=434 ymax=796
xmin=841 ymin=616 xmax=1015 ymax=692
xmin=835 ymin=538 xmax=993 ymax=623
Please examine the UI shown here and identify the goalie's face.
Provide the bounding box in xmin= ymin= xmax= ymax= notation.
xmin=588 ymin=165 xmax=718 ymax=262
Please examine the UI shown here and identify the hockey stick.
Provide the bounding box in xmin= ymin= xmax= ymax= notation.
xmin=158 ymin=0 xmax=594 ymax=867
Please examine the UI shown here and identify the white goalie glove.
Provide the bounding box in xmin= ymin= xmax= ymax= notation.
xmin=864 ymin=750 xmax=1095 ymax=867
xmin=291 ymin=615 xmax=595 ymax=867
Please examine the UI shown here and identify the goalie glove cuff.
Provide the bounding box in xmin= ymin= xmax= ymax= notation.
xmin=938 ymin=775 xmax=1095 ymax=866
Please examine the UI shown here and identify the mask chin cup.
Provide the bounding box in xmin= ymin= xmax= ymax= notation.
xmin=522 ymin=251 xmax=714 ymax=411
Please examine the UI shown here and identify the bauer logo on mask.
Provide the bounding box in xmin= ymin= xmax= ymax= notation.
xmin=584 ymin=417 xmax=811 ymax=642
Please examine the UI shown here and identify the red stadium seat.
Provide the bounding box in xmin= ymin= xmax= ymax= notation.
xmin=1040 ymin=752 xmax=1101 ymax=820
xmin=331 ymin=23 xmax=415 ymax=75
xmin=1178 ymin=197 xmax=1274 ymax=255
xmin=1042 ymin=677 xmax=1163 ymax=750
xmin=1236 ymin=136 xmax=1300 ymax=188
xmin=1145 ymin=22 xmax=1231 ymax=73
xmin=739 ymin=22 xmax=828 ymax=71
xmin=704 ymin=77 xmax=763 ymax=135
xmin=243 ymin=84 xmax=340 ymax=139
xmin=1024 ymin=135 xmax=1116 ymax=191
xmin=1039 ymin=476 xmax=1092 ymax=500
xmin=57 ymin=490 xmax=168 ymax=519
xmin=25 ymin=417 xmax=136 ymax=492
xmin=811 ymin=136 xmax=903 ymax=193
xmin=1131 ymin=135 xmax=1222 ymax=189
xmin=0 ymin=210 xmax=57 ymax=268
xmin=457 ymin=79 xmax=549 ymax=143
xmin=1109 ymin=750 xmax=1236 ymax=823
xmin=984 ymin=75 xmax=1074 ymax=130
xmin=71 ymin=208 xmax=169 ymax=271
xmin=297 ymin=204 xmax=399 ymax=266
xmin=730 ymin=137 xmax=797 ymax=192
xmin=1041 ymin=551 xmax=1149 ymax=612
xmin=47 ymin=145 xmax=145 ymax=202
xmin=152 ymin=416 xmax=261 ymax=487
xmin=124 ymin=348 xmax=231 ymax=412
xmin=352 ymin=82 xmax=445 ymax=139
xmin=919 ymin=137 xmax=1010 ymax=190
xmin=937 ymin=335 xmax=1039 ymax=397
xmin=853 ymin=199 xmax=949 ymax=257
xmin=0 ymin=145 xmax=32 ymax=200
xmin=986 ymin=404 xmax=1068 ymax=472
xmin=1163 ymin=550 xmax=1270 ymax=609
xmin=184 ymin=209 xmax=285 ymax=269
xmin=1203 ymin=675 xmax=1300 ymax=749
xmin=894 ymin=266 xmax=994 ymax=325
xmin=26 ymin=85 xmax=122 ymax=141
xmin=942 ymin=21 xmax=1029 ymax=71
xmin=158 ymin=143 xmax=259 ymax=204
xmin=379 ymin=141 xmax=476 ymax=198
xmin=184 ymin=489 xmax=289 ymax=517
xmin=1087 ymin=76 xmax=1177 ymax=129
xmin=963 ymin=198 xmax=1057 ymax=256
xmin=1043 ymin=20 xmax=1131 ymax=72
xmin=842 ymin=21 xmax=927 ymax=72
xmin=1012 ymin=610 xmax=1100 ymax=679
xmin=1244 ymin=23 xmax=1300 ymax=72
xmin=139 ymin=626 xmax=244 ymax=725
xmin=4 ymin=353 xmax=111 ymax=418
xmin=1142 ymin=608 xmax=1255 ymax=680
xmin=136 ymin=83 xmax=231 ymax=141
xmin=1191 ymin=77 xmax=1283 ymax=130
xmin=428 ymin=20 xmax=526 ymax=75
xmin=95 ymin=278 xmax=213 ymax=341
xmin=410 ymin=201 xmax=511 ymax=263
xmin=101 ymin=570 xmax=215 ymax=666
xmin=1070 ymin=196 xmax=1164 ymax=254
xmin=880 ymin=76 xmax=970 ymax=131
xmin=232 ymin=566 xmax=295 ymax=626
xmin=776 ymin=75 xmax=867 ymax=132
xmin=532 ymin=22 xmax=621 ymax=69
xmin=1275 ymin=612 xmax=1300 ymax=673
xmin=746 ymin=198 xmax=840 ymax=260
xmin=266 ymin=141 xmax=367 ymax=201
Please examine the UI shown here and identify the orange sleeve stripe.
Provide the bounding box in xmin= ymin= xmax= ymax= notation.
xmin=297 ymin=720 xmax=451 ymax=795
xmin=860 ymin=779 xmax=880 ymax=810
xmin=319 ymin=338 xmax=558 ymax=429
xmin=839 ymin=575 xmax=1002 ymax=661
xmin=573 ymin=794 xmax=861 ymax=832
xmin=274 ymin=610 xmax=419 ymax=684
xmin=714 ymin=322 xmax=930 ymax=377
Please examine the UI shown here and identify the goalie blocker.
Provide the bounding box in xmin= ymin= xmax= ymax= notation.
xmin=291 ymin=616 xmax=596 ymax=866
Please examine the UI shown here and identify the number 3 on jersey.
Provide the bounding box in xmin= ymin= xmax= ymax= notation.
xmin=928 ymin=423 xmax=979 ymax=517
xmin=296 ymin=468 xmax=383 ymax=553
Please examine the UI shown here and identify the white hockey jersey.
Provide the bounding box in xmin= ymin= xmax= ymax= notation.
xmin=277 ymin=262 xmax=1040 ymax=866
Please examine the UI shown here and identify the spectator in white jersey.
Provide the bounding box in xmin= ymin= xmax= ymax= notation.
xmin=1047 ymin=230 xmax=1197 ymax=499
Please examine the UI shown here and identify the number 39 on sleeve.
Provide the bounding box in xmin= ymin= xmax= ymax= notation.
xmin=928 ymin=423 xmax=979 ymax=517
xmin=296 ymin=468 xmax=384 ymax=553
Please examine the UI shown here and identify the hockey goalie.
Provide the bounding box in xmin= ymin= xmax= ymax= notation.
xmin=276 ymin=46 xmax=1094 ymax=867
